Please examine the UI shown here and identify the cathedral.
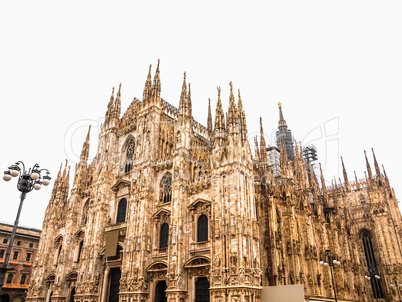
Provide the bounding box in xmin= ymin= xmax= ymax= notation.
xmin=26 ymin=60 xmax=402 ymax=302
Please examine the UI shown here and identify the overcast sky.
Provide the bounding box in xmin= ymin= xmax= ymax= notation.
xmin=1 ymin=1 xmax=401 ymax=229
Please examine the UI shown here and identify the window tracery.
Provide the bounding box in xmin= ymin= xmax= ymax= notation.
xmin=160 ymin=173 xmax=172 ymax=203
xmin=125 ymin=140 xmax=135 ymax=173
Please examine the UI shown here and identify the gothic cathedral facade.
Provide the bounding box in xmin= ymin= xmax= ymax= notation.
xmin=26 ymin=61 xmax=402 ymax=302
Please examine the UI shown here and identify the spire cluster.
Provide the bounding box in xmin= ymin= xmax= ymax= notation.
xmin=209 ymin=82 xmax=248 ymax=148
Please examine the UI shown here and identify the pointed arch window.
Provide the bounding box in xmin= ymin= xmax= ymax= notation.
xmin=125 ymin=140 xmax=135 ymax=173
xmin=6 ymin=273 xmax=13 ymax=284
xmin=160 ymin=223 xmax=169 ymax=249
xmin=197 ymin=215 xmax=208 ymax=242
xmin=77 ymin=241 xmax=84 ymax=262
xmin=359 ymin=194 xmax=366 ymax=205
xmin=81 ymin=201 xmax=89 ymax=225
xmin=20 ymin=274 xmax=27 ymax=285
xmin=160 ymin=173 xmax=172 ymax=203
xmin=116 ymin=198 xmax=127 ymax=223
xmin=56 ymin=245 xmax=62 ymax=263
xmin=361 ymin=230 xmax=384 ymax=299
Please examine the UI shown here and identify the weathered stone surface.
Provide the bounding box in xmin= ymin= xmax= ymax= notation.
xmin=26 ymin=63 xmax=402 ymax=302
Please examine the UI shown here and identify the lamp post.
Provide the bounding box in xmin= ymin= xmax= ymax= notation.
xmin=320 ymin=249 xmax=340 ymax=302
xmin=364 ymin=273 xmax=380 ymax=302
xmin=0 ymin=162 xmax=51 ymax=293
xmin=390 ymin=276 xmax=402 ymax=302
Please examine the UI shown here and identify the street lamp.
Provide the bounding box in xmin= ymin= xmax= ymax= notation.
xmin=0 ymin=162 xmax=51 ymax=292
xmin=390 ymin=276 xmax=402 ymax=302
xmin=364 ymin=273 xmax=381 ymax=302
xmin=320 ymin=249 xmax=340 ymax=302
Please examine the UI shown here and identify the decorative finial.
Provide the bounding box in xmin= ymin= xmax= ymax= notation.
xmin=278 ymin=102 xmax=282 ymax=107
xmin=217 ymin=87 xmax=221 ymax=98
xmin=229 ymin=81 xmax=233 ymax=92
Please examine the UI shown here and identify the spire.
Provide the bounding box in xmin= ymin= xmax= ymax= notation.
xmin=56 ymin=162 xmax=62 ymax=183
xmin=254 ymin=136 xmax=260 ymax=161
xmin=341 ymin=156 xmax=350 ymax=189
xmin=114 ymin=83 xmax=121 ymax=119
xmin=109 ymin=87 xmax=115 ymax=105
xmin=179 ymin=72 xmax=190 ymax=117
xmin=371 ymin=148 xmax=381 ymax=178
xmin=259 ymin=117 xmax=267 ymax=162
xmin=213 ymin=87 xmax=226 ymax=144
xmin=319 ymin=163 xmax=328 ymax=198
xmin=354 ymin=171 xmax=360 ymax=190
xmin=62 ymin=159 xmax=68 ymax=179
xmin=80 ymin=126 xmax=91 ymax=165
xmin=279 ymin=137 xmax=288 ymax=176
xmin=151 ymin=59 xmax=161 ymax=105
xmin=382 ymin=165 xmax=389 ymax=183
xmin=238 ymin=88 xmax=243 ymax=111
xmin=294 ymin=140 xmax=300 ymax=159
xmin=238 ymin=89 xmax=247 ymax=145
xmin=364 ymin=150 xmax=373 ymax=180
xmin=180 ymin=72 xmax=187 ymax=102
xmin=308 ymin=161 xmax=317 ymax=190
xmin=278 ymin=102 xmax=288 ymax=130
xmin=207 ymin=98 xmax=213 ymax=138
xmin=188 ymin=83 xmax=192 ymax=117
xmin=106 ymin=87 xmax=115 ymax=119
xmin=227 ymin=81 xmax=238 ymax=137
xmin=143 ymin=64 xmax=152 ymax=102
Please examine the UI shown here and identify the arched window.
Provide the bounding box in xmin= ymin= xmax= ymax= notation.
xmin=160 ymin=223 xmax=169 ymax=249
xmin=77 ymin=241 xmax=84 ymax=262
xmin=6 ymin=273 xmax=13 ymax=284
xmin=116 ymin=198 xmax=127 ymax=223
xmin=160 ymin=174 xmax=172 ymax=203
xmin=125 ymin=140 xmax=135 ymax=173
xmin=81 ymin=201 xmax=89 ymax=225
xmin=361 ymin=230 xmax=384 ymax=299
xmin=360 ymin=194 xmax=366 ymax=205
xmin=20 ymin=274 xmax=27 ymax=285
xmin=57 ymin=245 xmax=62 ymax=263
xmin=197 ymin=215 xmax=208 ymax=242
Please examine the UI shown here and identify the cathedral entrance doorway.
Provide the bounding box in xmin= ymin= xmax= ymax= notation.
xmin=108 ymin=268 xmax=121 ymax=302
xmin=68 ymin=287 xmax=75 ymax=302
xmin=154 ymin=281 xmax=167 ymax=302
xmin=0 ymin=294 xmax=10 ymax=302
xmin=195 ymin=277 xmax=210 ymax=302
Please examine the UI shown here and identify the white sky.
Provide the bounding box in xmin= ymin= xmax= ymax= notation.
xmin=1 ymin=1 xmax=401 ymax=229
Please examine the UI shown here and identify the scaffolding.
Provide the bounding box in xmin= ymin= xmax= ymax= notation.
xmin=303 ymin=145 xmax=318 ymax=162
xmin=303 ymin=145 xmax=321 ymax=188
xmin=267 ymin=146 xmax=281 ymax=176
xmin=276 ymin=129 xmax=295 ymax=161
